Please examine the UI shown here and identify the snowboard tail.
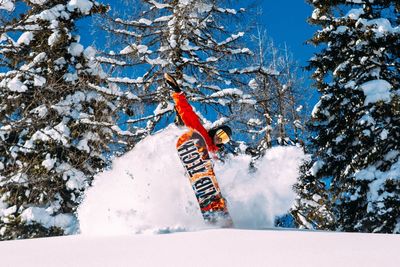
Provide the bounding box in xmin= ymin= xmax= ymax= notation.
xmin=177 ymin=130 xmax=232 ymax=227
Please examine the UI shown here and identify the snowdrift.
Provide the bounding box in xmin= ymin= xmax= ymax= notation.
xmin=78 ymin=125 xmax=306 ymax=234
xmin=0 ymin=229 xmax=399 ymax=267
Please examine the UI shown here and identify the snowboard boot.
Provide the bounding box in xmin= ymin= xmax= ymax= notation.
xmin=164 ymin=73 xmax=181 ymax=93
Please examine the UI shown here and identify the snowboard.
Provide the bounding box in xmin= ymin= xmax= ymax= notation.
xmin=176 ymin=130 xmax=233 ymax=227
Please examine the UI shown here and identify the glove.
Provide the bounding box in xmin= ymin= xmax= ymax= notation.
xmin=164 ymin=73 xmax=182 ymax=93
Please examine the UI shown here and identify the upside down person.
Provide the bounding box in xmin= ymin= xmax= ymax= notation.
xmin=164 ymin=73 xmax=232 ymax=157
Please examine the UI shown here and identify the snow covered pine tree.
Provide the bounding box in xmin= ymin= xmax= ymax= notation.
xmin=98 ymin=0 xmax=254 ymax=140
xmin=0 ymin=0 xmax=130 ymax=239
xmin=293 ymin=0 xmax=400 ymax=233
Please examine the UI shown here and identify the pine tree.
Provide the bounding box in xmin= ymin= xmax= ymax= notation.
xmin=292 ymin=160 xmax=336 ymax=230
xmin=294 ymin=0 xmax=400 ymax=233
xmin=97 ymin=0 xmax=254 ymax=139
xmin=0 ymin=0 xmax=129 ymax=239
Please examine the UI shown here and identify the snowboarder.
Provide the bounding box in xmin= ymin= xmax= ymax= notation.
xmin=166 ymin=73 xmax=233 ymax=226
xmin=164 ymin=73 xmax=232 ymax=156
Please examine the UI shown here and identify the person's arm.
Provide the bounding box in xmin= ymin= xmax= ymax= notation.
xmin=172 ymin=92 xmax=219 ymax=152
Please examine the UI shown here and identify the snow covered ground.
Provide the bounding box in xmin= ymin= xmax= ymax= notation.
xmin=0 ymin=228 xmax=399 ymax=267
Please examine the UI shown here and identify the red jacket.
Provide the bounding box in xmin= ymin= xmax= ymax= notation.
xmin=172 ymin=92 xmax=219 ymax=152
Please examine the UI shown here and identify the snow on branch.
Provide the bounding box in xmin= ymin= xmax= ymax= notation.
xmin=147 ymin=0 xmax=171 ymax=9
xmin=97 ymin=56 xmax=127 ymax=66
xmin=218 ymin=32 xmax=244 ymax=46
xmin=120 ymin=44 xmax=152 ymax=55
xmin=88 ymin=83 xmax=140 ymax=100
xmin=108 ymin=77 xmax=144 ymax=85
xmin=115 ymin=18 xmax=153 ymax=27
xmin=154 ymin=101 xmax=174 ymax=116
xmin=209 ymin=88 xmax=243 ymax=98
xmin=0 ymin=0 xmax=14 ymax=11
xmin=215 ymin=7 xmax=237 ymax=15
xmin=229 ymin=66 xmax=280 ymax=76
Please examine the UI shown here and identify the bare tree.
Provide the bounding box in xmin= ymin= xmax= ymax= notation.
xmin=237 ymin=27 xmax=308 ymax=156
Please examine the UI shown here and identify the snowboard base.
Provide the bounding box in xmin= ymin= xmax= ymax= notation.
xmin=176 ymin=130 xmax=233 ymax=227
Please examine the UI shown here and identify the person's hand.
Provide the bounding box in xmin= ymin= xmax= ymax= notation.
xmin=164 ymin=73 xmax=182 ymax=93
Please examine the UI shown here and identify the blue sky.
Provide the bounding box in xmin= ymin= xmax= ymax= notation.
xmin=259 ymin=1 xmax=316 ymax=67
